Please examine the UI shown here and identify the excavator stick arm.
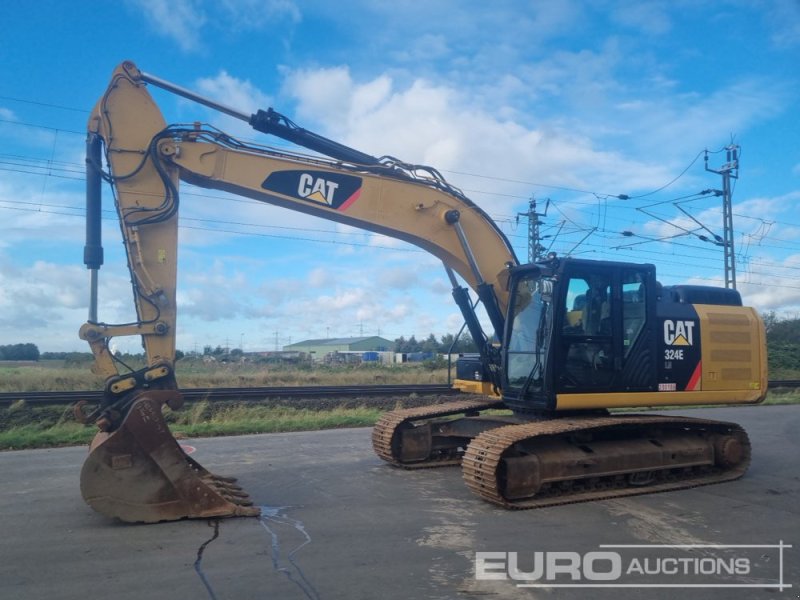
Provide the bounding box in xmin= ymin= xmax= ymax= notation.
xmin=78 ymin=61 xmax=519 ymax=522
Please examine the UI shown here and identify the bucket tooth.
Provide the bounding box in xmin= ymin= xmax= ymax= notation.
xmin=80 ymin=390 xmax=260 ymax=523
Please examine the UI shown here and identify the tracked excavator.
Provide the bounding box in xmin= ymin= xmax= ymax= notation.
xmin=77 ymin=61 xmax=767 ymax=523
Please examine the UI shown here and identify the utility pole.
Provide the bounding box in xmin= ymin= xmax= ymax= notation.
xmin=705 ymin=144 xmax=739 ymax=289
xmin=516 ymin=196 xmax=550 ymax=262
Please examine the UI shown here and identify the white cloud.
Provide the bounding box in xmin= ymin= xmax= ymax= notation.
xmin=366 ymin=234 xmax=412 ymax=250
xmin=626 ymin=79 xmax=784 ymax=155
xmin=282 ymin=66 xmax=355 ymax=129
xmin=0 ymin=251 xmax=138 ymax=351
xmin=195 ymin=71 xmax=273 ymax=113
xmin=762 ymin=0 xmax=800 ymax=49
xmin=611 ymin=0 xmax=673 ymax=35
xmin=191 ymin=71 xmax=274 ymax=136
xmin=738 ymin=253 xmax=800 ymax=312
xmin=280 ymin=65 xmax=686 ymax=212
xmin=378 ymin=268 xmax=421 ymax=290
xmin=219 ymin=0 xmax=301 ymax=29
xmin=0 ymin=171 xmax=88 ymax=248
xmin=126 ymin=0 xmax=206 ymax=53
xmin=313 ymin=288 xmax=368 ymax=311
xmin=390 ymin=33 xmax=450 ymax=63
xmin=307 ymin=267 xmax=334 ymax=288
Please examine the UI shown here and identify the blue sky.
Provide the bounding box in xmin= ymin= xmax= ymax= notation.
xmin=1 ymin=0 xmax=799 ymax=353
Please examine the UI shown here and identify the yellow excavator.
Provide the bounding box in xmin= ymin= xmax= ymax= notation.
xmin=77 ymin=61 xmax=767 ymax=522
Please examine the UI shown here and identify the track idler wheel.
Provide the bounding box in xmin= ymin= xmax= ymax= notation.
xmin=80 ymin=390 xmax=260 ymax=523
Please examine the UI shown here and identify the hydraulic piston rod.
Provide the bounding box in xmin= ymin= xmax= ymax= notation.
xmin=84 ymin=133 xmax=104 ymax=323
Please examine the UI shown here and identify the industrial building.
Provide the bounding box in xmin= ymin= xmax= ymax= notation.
xmin=283 ymin=336 xmax=394 ymax=363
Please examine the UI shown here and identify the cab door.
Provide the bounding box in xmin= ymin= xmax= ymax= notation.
xmin=555 ymin=262 xmax=656 ymax=394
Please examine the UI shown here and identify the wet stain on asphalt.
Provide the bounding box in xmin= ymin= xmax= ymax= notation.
xmin=259 ymin=506 xmax=320 ymax=600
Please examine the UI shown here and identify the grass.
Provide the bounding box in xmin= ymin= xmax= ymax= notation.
xmin=762 ymin=388 xmax=800 ymax=405
xmin=0 ymin=401 xmax=388 ymax=450
xmin=167 ymin=403 xmax=384 ymax=438
xmin=0 ymin=422 xmax=95 ymax=450
xmin=0 ymin=359 xmax=444 ymax=450
xmin=0 ymin=359 xmax=449 ymax=392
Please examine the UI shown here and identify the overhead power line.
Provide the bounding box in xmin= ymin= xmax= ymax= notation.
xmin=0 ymin=95 xmax=90 ymax=114
xmin=3 ymin=116 xmax=800 ymax=291
xmin=5 ymin=192 xmax=800 ymax=289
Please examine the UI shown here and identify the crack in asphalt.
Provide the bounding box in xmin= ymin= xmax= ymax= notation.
xmin=193 ymin=519 xmax=221 ymax=600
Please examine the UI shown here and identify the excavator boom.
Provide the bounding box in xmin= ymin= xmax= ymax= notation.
xmin=78 ymin=61 xmax=517 ymax=522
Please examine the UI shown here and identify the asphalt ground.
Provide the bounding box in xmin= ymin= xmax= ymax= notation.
xmin=0 ymin=405 xmax=797 ymax=600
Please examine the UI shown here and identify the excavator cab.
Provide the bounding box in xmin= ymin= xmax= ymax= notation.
xmin=502 ymin=258 xmax=658 ymax=413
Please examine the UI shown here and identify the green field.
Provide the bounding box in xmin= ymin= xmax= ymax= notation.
xmin=0 ymin=359 xmax=449 ymax=449
xmin=0 ymin=357 xmax=449 ymax=392
xmin=0 ymin=400 xmax=390 ymax=450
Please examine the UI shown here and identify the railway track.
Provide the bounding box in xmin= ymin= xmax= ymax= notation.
xmin=1 ymin=380 xmax=798 ymax=407
xmin=0 ymin=384 xmax=458 ymax=406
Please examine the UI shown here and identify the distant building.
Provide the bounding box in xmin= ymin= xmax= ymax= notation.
xmin=283 ymin=336 xmax=393 ymax=362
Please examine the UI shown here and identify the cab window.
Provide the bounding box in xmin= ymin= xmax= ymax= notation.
xmin=622 ymin=273 xmax=646 ymax=357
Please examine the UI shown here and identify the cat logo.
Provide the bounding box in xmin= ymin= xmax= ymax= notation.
xmin=664 ymin=319 xmax=695 ymax=346
xmin=297 ymin=173 xmax=339 ymax=204
xmin=261 ymin=170 xmax=363 ymax=211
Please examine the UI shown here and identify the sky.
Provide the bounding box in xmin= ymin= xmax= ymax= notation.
xmin=1 ymin=0 xmax=799 ymax=354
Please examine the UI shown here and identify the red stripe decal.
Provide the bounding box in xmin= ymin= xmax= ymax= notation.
xmin=337 ymin=188 xmax=362 ymax=211
xmin=686 ymin=361 xmax=702 ymax=391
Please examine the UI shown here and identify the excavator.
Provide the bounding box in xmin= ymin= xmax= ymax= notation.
xmin=76 ymin=61 xmax=767 ymax=522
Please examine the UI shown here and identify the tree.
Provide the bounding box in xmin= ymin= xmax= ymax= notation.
xmin=438 ymin=333 xmax=456 ymax=353
xmin=762 ymin=313 xmax=800 ymax=375
xmin=457 ymin=333 xmax=479 ymax=353
xmin=0 ymin=343 xmax=40 ymax=361
xmin=762 ymin=311 xmax=779 ymax=335
xmin=394 ymin=335 xmax=422 ymax=353
xmin=763 ymin=313 xmax=800 ymax=344
xmin=421 ymin=333 xmax=439 ymax=354
xmin=437 ymin=332 xmax=478 ymax=354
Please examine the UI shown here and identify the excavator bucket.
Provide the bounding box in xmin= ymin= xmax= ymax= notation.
xmin=80 ymin=390 xmax=260 ymax=523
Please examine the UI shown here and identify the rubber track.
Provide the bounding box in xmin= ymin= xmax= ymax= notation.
xmin=372 ymin=397 xmax=505 ymax=468
xmin=462 ymin=414 xmax=751 ymax=509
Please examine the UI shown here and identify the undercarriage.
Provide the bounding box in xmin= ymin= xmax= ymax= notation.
xmin=373 ymin=400 xmax=750 ymax=508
